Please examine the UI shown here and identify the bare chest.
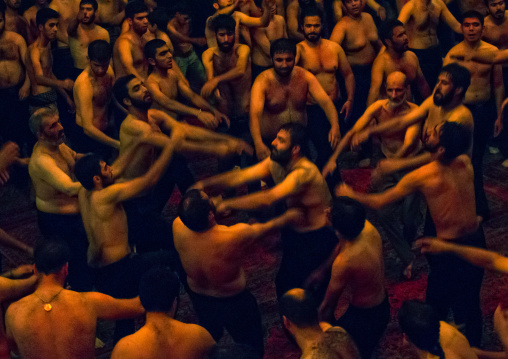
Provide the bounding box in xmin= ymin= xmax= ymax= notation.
xmin=0 ymin=39 xmax=19 ymax=61
xmin=483 ymin=23 xmax=508 ymax=49
xmin=411 ymin=4 xmax=440 ymax=30
xmin=384 ymin=56 xmax=418 ymax=82
xmin=265 ymin=78 xmax=308 ymax=110
xmin=213 ymin=52 xmax=239 ymax=75
xmin=300 ymin=46 xmax=338 ymax=75
xmin=92 ymin=78 xmax=112 ymax=107
xmin=157 ymin=76 xmax=179 ymax=99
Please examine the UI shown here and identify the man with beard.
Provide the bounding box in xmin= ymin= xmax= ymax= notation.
xmin=337 ymin=121 xmax=485 ymax=347
xmin=173 ymin=190 xmax=302 ymax=355
xmin=296 ymin=6 xmax=354 ymax=172
xmin=27 ymin=8 xmax=74 ymax=114
xmin=3 ymin=0 xmax=30 ymax=43
xmin=68 ymin=0 xmax=109 ymax=72
xmin=23 ymin=0 xmax=48 ymax=43
xmin=250 ymin=38 xmax=340 ymax=163
xmin=74 ymin=129 xmax=181 ymax=341
xmin=444 ymin=10 xmax=504 ymax=221
xmin=193 ymin=123 xmax=337 ymax=301
xmin=368 ymin=20 xmax=431 ymax=106
xmin=324 ymin=72 xmax=423 ymax=279
xmin=73 ymin=40 xmax=117 ymax=160
xmin=145 ymin=39 xmax=228 ymax=129
xmin=113 ymin=1 xmax=149 ymax=81
xmin=28 ymin=106 xmax=91 ymax=292
xmin=0 ymin=4 xmax=32 ymax=153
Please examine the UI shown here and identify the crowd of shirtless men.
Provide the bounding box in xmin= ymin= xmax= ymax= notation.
xmin=2 ymin=0 xmax=508 ymax=357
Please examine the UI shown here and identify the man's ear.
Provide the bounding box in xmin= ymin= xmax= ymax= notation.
xmin=437 ymin=146 xmax=446 ymax=157
xmin=123 ymin=97 xmax=132 ymax=107
xmin=282 ymin=315 xmax=291 ymax=330
xmin=93 ymin=174 xmax=101 ymax=186
xmin=291 ymin=145 xmax=301 ymax=156
xmin=147 ymin=57 xmax=156 ymax=66
xmin=213 ymin=2 xmax=219 ymax=10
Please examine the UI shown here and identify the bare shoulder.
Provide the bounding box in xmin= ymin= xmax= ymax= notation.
xmin=450 ymin=105 xmax=474 ymax=128
xmin=5 ymin=31 xmax=24 ymax=44
xmin=480 ymin=40 xmax=498 ymax=51
xmin=111 ymin=333 xmax=146 ymax=359
xmin=202 ymin=46 xmax=216 ymax=58
xmin=274 ymin=14 xmax=285 ymax=24
xmin=405 ymin=50 xmax=419 ymax=63
xmin=362 ymin=12 xmax=377 ymax=26
xmin=236 ymin=43 xmax=250 ymax=55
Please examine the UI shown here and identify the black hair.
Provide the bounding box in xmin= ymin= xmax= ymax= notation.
xmin=270 ymin=38 xmax=297 ymax=58
xmin=88 ymin=40 xmax=111 ymax=63
xmin=438 ymin=122 xmax=472 ymax=162
xmin=379 ymin=19 xmax=404 ymax=45
xmin=279 ymin=289 xmax=320 ymax=328
xmin=34 ymin=240 xmax=71 ymax=275
xmin=398 ymin=300 xmax=445 ymax=358
xmin=278 ymin=122 xmax=310 ymax=158
xmin=331 ymin=197 xmax=366 ymax=239
xmin=299 ymin=4 xmax=323 ymax=29
xmin=462 ymin=10 xmax=484 ymax=26
xmin=74 ymin=153 xmax=103 ymax=190
xmin=80 ymin=0 xmax=98 ymax=11
xmin=209 ymin=344 xmax=262 ymax=359
xmin=0 ymin=2 xmax=6 ymax=17
xmin=178 ymin=189 xmax=212 ymax=232
xmin=113 ymin=74 xmax=136 ymax=107
xmin=36 ymin=7 xmax=59 ymax=27
xmin=484 ymin=0 xmax=504 ymax=7
xmin=144 ymin=38 xmax=167 ymax=60
xmin=125 ymin=0 xmax=148 ymax=19
xmin=139 ymin=266 xmax=180 ymax=312
xmin=169 ymin=3 xmax=190 ymax=17
xmin=440 ymin=63 xmax=471 ymax=99
xmin=212 ymin=14 xmax=236 ymax=33
xmin=147 ymin=7 xmax=170 ymax=30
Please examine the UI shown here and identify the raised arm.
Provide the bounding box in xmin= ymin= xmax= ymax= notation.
xmin=250 ymin=75 xmax=270 ymax=161
xmin=397 ymin=1 xmax=413 ymax=24
xmin=236 ymin=0 xmax=273 ymax=28
xmin=0 ymin=274 xmax=37 ymax=303
xmin=439 ymin=1 xmax=461 ymax=34
xmin=86 ymin=292 xmax=145 ymax=320
xmin=167 ymin=22 xmax=206 ymax=47
xmin=286 ymin=0 xmax=305 ymax=41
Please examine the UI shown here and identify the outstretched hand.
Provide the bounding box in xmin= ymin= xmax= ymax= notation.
xmin=414 ymin=237 xmax=451 ymax=254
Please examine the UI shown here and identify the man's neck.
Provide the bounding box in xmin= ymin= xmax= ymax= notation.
xmin=38 ymin=140 xmax=61 ymax=152
xmin=286 ymin=155 xmax=304 ymax=171
xmin=129 ymin=28 xmax=145 ymax=40
xmin=439 ymin=97 xmax=462 ymax=112
xmin=415 ymin=0 xmax=432 ymax=7
xmin=129 ymin=106 xmax=149 ymax=123
xmin=464 ymin=38 xmax=481 ymax=49
xmin=80 ymin=22 xmax=95 ymax=31
xmin=37 ymin=274 xmax=66 ymax=291
xmin=293 ymin=326 xmax=324 ymax=355
xmin=348 ymin=12 xmax=362 ymax=21
xmin=145 ymin=311 xmax=176 ymax=326
xmin=305 ymin=38 xmax=322 ymax=48
xmin=6 ymin=6 xmax=18 ymax=16
xmin=387 ymin=100 xmax=409 ymax=113
xmin=387 ymin=47 xmax=404 ymax=59
xmin=38 ymin=35 xmax=51 ymax=47
xmin=491 ymin=13 xmax=507 ymax=25
xmin=152 ymin=66 xmax=170 ymax=78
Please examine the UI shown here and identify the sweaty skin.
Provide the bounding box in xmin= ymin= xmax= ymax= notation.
xmin=251 ymin=11 xmax=287 ymax=68
xmin=49 ymin=0 xmax=80 ymax=46
xmin=0 ymin=24 xmax=30 ymax=100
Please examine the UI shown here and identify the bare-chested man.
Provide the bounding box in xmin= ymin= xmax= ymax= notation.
xmin=145 ymin=39 xmax=228 ymax=129
xmin=330 ymin=0 xmax=382 ymax=127
xmin=251 ymin=38 xmax=340 ymax=162
xmin=111 ymin=267 xmax=216 ymax=359
xmin=398 ymin=0 xmax=461 ymax=88
xmin=27 ymin=8 xmax=74 ymax=114
xmin=95 ymin=0 xmax=124 ymax=46
xmin=174 ymin=189 xmax=301 ymax=355
xmin=3 ymin=0 xmax=30 ymax=43
xmin=73 ymin=40 xmax=117 ymax=161
xmin=23 ymin=0 xmax=48 ymax=42
xmin=250 ymin=0 xmax=286 ymax=80
xmin=280 ymin=288 xmax=360 ymax=359
xmin=444 ymin=10 xmax=504 ymax=220
xmin=368 ymin=20 xmax=431 ymax=106
xmin=398 ymin=301 xmax=479 ymax=359
xmin=296 ymin=6 xmax=354 ymax=170
xmin=0 ymin=5 xmax=32 ymax=153
xmin=193 ymin=123 xmax=337 ymax=301
xmin=337 ymin=121 xmax=485 ymax=347
xmin=112 ymin=1 xmax=148 ymax=81
xmin=318 ymin=197 xmax=389 ymax=359
xmin=6 ymin=240 xmax=145 ymax=358
xmin=68 ymin=0 xmax=109 ymax=71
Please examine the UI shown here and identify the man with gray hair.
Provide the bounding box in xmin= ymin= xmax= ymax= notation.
xmin=28 ymin=105 xmax=92 ymax=292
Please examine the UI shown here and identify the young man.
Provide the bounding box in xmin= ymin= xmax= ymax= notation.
xmin=6 ymin=240 xmax=145 ymax=358
xmin=280 ymin=288 xmax=360 ymax=359
xmin=68 ymin=0 xmax=109 ymax=71
xmin=27 ymin=8 xmax=74 ymax=114
xmin=111 ymin=267 xmax=216 ymax=359
xmin=23 ymin=0 xmax=49 ymax=42
xmin=73 ymin=40 xmax=117 ymax=160
xmin=337 ymin=122 xmax=485 ymax=346
xmin=174 ymin=190 xmax=301 ymax=355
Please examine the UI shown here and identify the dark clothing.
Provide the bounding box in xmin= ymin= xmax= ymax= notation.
xmin=97 ymin=23 xmax=121 ymax=47
xmin=467 ymin=99 xmax=497 ymax=219
xmin=52 ymin=46 xmax=81 ymax=81
xmin=37 ymin=210 xmax=92 ymax=292
xmin=187 ymin=287 xmax=264 ymax=355
xmin=70 ymin=123 xmax=118 ymax=162
xmin=0 ymin=85 xmax=33 ymax=155
xmin=29 ymin=89 xmax=58 ymax=114
xmin=276 ymin=226 xmax=338 ymax=301
xmin=333 ymin=295 xmax=390 ymax=359
xmin=348 ymin=64 xmax=372 ymax=129
xmin=410 ymin=45 xmax=443 ymax=90
xmin=425 ymin=226 xmax=486 ymax=347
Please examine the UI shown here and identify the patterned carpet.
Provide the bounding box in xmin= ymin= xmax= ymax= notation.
xmin=1 ymin=149 xmax=507 ymax=358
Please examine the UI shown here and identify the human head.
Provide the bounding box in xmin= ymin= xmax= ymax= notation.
xmin=270 ymin=38 xmax=296 ymax=77
xmin=147 ymin=7 xmax=169 ymax=33
xmin=88 ymin=40 xmax=111 ymax=77
xmin=125 ymin=1 xmax=148 ymax=35
xmin=343 ymin=0 xmax=362 ymax=17
xmin=75 ymin=153 xmax=114 ymax=190
xmin=145 ymin=39 xmax=173 ymax=70
xmin=213 ymin=0 xmax=235 ymax=10
xmin=280 ymin=288 xmax=320 ymax=331
xmin=434 ymin=63 xmax=470 ymax=105
xmin=461 ymin=10 xmax=484 ymax=43
xmin=139 ymin=266 xmax=180 ymax=313
xmin=171 ymin=4 xmax=191 ymax=26
xmin=331 ymin=197 xmax=366 ymax=239
xmin=113 ymin=75 xmax=152 ymax=110
xmin=425 ymin=121 xmax=472 ymax=162
xmin=380 ymin=19 xmax=408 ymax=52
xmin=398 ymin=300 xmax=444 ymax=357
xmin=271 ymin=123 xmax=309 ymax=165
xmin=300 ymin=5 xmax=323 ymax=43
xmin=29 ymin=105 xmax=65 ymax=144
xmin=178 ymin=189 xmax=216 ymax=232
xmin=36 ymin=7 xmax=59 ymax=40
xmin=34 ymin=240 xmax=71 ymax=275
xmin=79 ymin=0 xmax=98 ymax=24
xmin=212 ymin=14 xmax=236 ymax=53
xmin=486 ymin=0 xmax=506 ymax=20
xmin=4 ymin=0 xmax=20 ymax=11
xmin=386 ymin=71 xmax=408 ymax=107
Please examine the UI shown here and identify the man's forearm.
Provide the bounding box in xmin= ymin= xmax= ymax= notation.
xmin=222 ymin=190 xmax=277 ymax=211
xmin=83 ymin=125 xmax=119 ymax=148
xmin=198 ymin=170 xmax=248 ymax=192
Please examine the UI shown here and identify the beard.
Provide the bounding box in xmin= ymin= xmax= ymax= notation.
xmin=304 ymin=32 xmax=320 ymax=43
xmin=433 ymin=89 xmax=454 ymax=106
xmin=218 ymin=41 xmax=234 ymax=53
xmin=130 ymin=97 xmax=152 ymax=111
xmin=270 ymin=147 xmax=292 ymax=165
